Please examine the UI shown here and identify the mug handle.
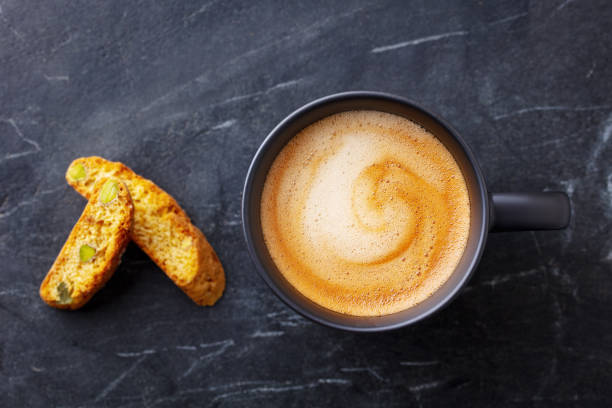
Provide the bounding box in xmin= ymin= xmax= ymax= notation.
xmin=489 ymin=192 xmax=571 ymax=232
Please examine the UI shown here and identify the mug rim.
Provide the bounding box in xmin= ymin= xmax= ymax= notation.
xmin=242 ymin=91 xmax=489 ymax=332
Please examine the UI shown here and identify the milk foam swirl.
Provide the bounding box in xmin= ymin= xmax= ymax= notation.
xmin=261 ymin=111 xmax=470 ymax=316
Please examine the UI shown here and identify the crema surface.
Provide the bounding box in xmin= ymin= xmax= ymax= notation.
xmin=261 ymin=111 xmax=470 ymax=316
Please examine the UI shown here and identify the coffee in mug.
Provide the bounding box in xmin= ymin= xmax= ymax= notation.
xmin=260 ymin=110 xmax=470 ymax=316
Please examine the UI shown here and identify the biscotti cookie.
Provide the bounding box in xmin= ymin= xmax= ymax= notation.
xmin=66 ymin=157 xmax=225 ymax=306
xmin=40 ymin=179 xmax=133 ymax=309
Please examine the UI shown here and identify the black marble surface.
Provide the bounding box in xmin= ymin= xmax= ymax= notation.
xmin=1 ymin=0 xmax=611 ymax=406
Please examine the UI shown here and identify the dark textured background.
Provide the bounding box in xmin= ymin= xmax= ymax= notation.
xmin=1 ymin=0 xmax=611 ymax=406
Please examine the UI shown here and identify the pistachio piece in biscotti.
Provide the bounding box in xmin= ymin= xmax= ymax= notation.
xmin=67 ymin=162 xmax=86 ymax=181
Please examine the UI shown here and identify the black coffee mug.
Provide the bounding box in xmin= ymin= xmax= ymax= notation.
xmin=242 ymin=92 xmax=570 ymax=332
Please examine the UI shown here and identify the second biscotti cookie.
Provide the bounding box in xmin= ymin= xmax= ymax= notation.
xmin=66 ymin=157 xmax=225 ymax=306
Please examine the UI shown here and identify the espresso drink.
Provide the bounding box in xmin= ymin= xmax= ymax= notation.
xmin=261 ymin=111 xmax=470 ymax=316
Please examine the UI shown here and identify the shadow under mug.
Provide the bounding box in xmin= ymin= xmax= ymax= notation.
xmin=242 ymin=91 xmax=571 ymax=332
